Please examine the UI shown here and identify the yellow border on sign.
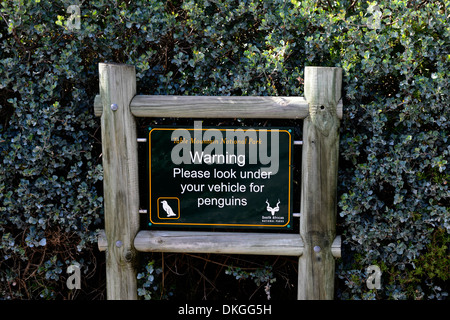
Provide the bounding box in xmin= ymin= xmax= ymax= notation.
xmin=149 ymin=127 xmax=292 ymax=228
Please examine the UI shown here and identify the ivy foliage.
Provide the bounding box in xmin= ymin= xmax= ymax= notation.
xmin=0 ymin=0 xmax=449 ymax=299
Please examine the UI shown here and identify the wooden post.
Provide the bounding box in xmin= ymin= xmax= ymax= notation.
xmin=99 ymin=63 xmax=139 ymax=300
xmin=298 ymin=67 xmax=342 ymax=299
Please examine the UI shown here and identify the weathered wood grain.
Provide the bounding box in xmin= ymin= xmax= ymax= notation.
xmin=94 ymin=94 xmax=343 ymax=119
xmin=298 ymin=66 xmax=342 ymax=300
xmin=134 ymin=230 xmax=304 ymax=256
xmin=98 ymin=230 xmax=341 ymax=258
xmin=100 ymin=63 xmax=140 ymax=300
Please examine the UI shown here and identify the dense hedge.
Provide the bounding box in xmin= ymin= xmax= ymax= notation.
xmin=1 ymin=0 xmax=449 ymax=299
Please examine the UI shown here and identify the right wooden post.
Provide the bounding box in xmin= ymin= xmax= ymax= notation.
xmin=298 ymin=67 xmax=342 ymax=300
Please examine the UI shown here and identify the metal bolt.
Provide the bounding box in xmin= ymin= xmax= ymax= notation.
xmin=110 ymin=103 xmax=118 ymax=111
xmin=115 ymin=240 xmax=123 ymax=248
xmin=313 ymin=246 xmax=321 ymax=253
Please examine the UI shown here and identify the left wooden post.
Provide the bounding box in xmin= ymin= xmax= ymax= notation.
xmin=99 ymin=63 xmax=139 ymax=300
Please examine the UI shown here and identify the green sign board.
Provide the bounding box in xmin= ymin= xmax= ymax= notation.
xmin=148 ymin=122 xmax=293 ymax=230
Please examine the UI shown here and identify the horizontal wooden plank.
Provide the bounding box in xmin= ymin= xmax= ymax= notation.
xmin=131 ymin=95 xmax=310 ymax=119
xmin=134 ymin=230 xmax=304 ymax=256
xmin=94 ymin=95 xmax=102 ymax=116
xmin=331 ymin=235 xmax=341 ymax=258
xmin=93 ymin=95 xmax=343 ymax=119
xmin=98 ymin=230 xmax=303 ymax=256
xmin=97 ymin=230 xmax=341 ymax=257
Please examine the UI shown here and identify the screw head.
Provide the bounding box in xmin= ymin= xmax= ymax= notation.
xmin=110 ymin=103 xmax=118 ymax=111
xmin=313 ymin=246 xmax=321 ymax=253
xmin=115 ymin=240 xmax=123 ymax=248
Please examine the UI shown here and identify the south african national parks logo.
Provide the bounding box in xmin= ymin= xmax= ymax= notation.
xmin=261 ymin=199 xmax=285 ymax=224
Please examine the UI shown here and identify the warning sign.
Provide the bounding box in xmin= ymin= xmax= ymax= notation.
xmin=148 ymin=122 xmax=293 ymax=230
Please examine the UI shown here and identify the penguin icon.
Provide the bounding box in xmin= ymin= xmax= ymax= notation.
xmin=161 ymin=200 xmax=177 ymax=217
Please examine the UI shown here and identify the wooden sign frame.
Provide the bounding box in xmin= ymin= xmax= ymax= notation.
xmin=95 ymin=63 xmax=342 ymax=300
